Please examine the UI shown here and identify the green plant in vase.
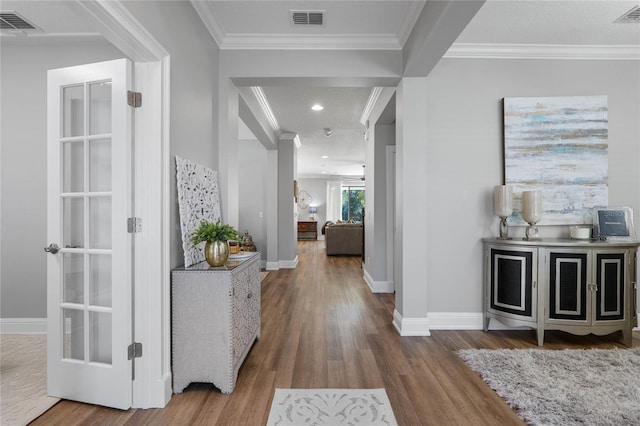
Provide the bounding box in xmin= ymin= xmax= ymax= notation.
xmin=191 ymin=220 xmax=238 ymax=267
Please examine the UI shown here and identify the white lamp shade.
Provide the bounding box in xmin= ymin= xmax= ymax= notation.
xmin=493 ymin=185 xmax=513 ymax=217
xmin=522 ymin=190 xmax=542 ymax=223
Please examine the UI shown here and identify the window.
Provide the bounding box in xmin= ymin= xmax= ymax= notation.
xmin=341 ymin=186 xmax=365 ymax=222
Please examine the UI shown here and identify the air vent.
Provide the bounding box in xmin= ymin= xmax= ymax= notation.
xmin=0 ymin=12 xmax=37 ymax=30
xmin=291 ymin=10 xmax=324 ymax=26
xmin=614 ymin=5 xmax=640 ymax=23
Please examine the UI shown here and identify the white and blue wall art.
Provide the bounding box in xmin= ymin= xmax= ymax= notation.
xmin=504 ymin=96 xmax=608 ymax=225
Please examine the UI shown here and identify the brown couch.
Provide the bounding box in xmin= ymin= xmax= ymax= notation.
xmin=325 ymin=223 xmax=363 ymax=255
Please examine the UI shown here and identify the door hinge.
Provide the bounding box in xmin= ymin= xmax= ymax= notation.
xmin=127 ymin=217 xmax=142 ymax=233
xmin=128 ymin=342 xmax=142 ymax=360
xmin=127 ymin=90 xmax=142 ymax=108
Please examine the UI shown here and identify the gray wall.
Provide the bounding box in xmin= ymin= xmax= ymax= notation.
xmin=121 ymin=1 xmax=221 ymax=269
xmin=0 ymin=39 xmax=125 ymax=318
xmin=238 ymin=139 xmax=267 ymax=256
xmin=296 ymin=178 xmax=327 ymax=237
xmin=364 ymin=123 xmax=395 ymax=282
xmin=277 ymin=137 xmax=297 ymax=263
xmin=424 ymin=58 xmax=640 ymax=313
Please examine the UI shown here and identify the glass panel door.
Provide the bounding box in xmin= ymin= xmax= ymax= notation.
xmin=60 ymin=78 xmax=113 ymax=365
xmin=48 ymin=58 xmax=132 ymax=409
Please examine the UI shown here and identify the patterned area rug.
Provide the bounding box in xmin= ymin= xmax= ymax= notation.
xmin=267 ymin=388 xmax=397 ymax=425
xmin=459 ymin=348 xmax=640 ymax=426
xmin=1 ymin=334 xmax=59 ymax=426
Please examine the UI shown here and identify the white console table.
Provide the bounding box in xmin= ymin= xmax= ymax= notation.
xmin=171 ymin=252 xmax=261 ymax=394
xmin=483 ymin=238 xmax=639 ymax=346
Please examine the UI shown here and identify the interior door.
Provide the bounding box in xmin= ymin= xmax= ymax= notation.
xmin=46 ymin=58 xmax=133 ymax=409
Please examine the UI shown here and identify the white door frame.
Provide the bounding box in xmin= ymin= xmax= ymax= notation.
xmin=72 ymin=0 xmax=171 ymax=408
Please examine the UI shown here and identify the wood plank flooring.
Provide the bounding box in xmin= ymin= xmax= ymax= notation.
xmin=32 ymin=240 xmax=639 ymax=425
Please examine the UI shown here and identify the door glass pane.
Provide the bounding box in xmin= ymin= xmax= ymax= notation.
xmin=89 ymin=254 xmax=111 ymax=307
xmin=89 ymin=139 xmax=111 ymax=192
xmin=63 ymin=85 xmax=84 ymax=137
xmin=89 ymin=311 xmax=112 ymax=364
xmin=63 ymin=253 xmax=84 ymax=304
xmin=89 ymin=197 xmax=111 ymax=249
xmin=63 ymin=142 xmax=84 ymax=193
xmin=63 ymin=308 xmax=84 ymax=360
xmin=89 ymin=81 xmax=111 ymax=135
xmin=63 ymin=197 xmax=84 ymax=248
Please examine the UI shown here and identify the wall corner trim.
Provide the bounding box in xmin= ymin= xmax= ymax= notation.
xmin=392 ymin=310 xmax=430 ymax=336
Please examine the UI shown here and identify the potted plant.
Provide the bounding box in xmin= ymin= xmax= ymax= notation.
xmin=191 ymin=220 xmax=238 ymax=267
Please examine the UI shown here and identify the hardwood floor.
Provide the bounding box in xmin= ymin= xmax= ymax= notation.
xmin=33 ymin=240 xmax=639 ymax=425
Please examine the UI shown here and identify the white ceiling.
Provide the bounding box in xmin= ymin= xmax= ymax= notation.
xmin=2 ymin=1 xmax=639 ymax=179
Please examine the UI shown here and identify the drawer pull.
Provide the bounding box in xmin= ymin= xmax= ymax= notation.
xmin=247 ymin=292 xmax=252 ymax=299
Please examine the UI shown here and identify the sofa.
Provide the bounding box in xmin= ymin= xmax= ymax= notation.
xmin=324 ymin=222 xmax=363 ymax=255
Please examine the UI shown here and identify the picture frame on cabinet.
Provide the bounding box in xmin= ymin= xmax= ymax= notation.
xmin=593 ymin=206 xmax=635 ymax=240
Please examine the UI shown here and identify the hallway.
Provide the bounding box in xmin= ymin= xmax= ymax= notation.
xmin=34 ymin=240 xmax=636 ymax=425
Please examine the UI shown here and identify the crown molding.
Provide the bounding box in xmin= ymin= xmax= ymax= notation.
xmin=250 ymin=86 xmax=280 ymax=133
xmin=190 ymin=0 xmax=225 ymax=46
xmin=218 ymin=34 xmax=402 ymax=50
xmin=360 ymin=87 xmax=384 ymax=126
xmin=0 ymin=32 xmax=104 ymax=45
xmin=397 ymin=2 xmax=427 ymax=47
xmin=445 ymin=43 xmax=640 ymax=61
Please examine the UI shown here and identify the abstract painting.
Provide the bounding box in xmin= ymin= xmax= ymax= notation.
xmin=176 ymin=156 xmax=222 ymax=267
xmin=504 ymin=96 xmax=608 ymax=225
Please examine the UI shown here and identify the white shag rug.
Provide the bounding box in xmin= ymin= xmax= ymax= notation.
xmin=267 ymin=388 xmax=398 ymax=426
xmin=1 ymin=334 xmax=59 ymax=426
xmin=459 ymin=348 xmax=640 ymax=426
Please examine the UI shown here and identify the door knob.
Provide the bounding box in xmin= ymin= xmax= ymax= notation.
xmin=44 ymin=243 xmax=60 ymax=254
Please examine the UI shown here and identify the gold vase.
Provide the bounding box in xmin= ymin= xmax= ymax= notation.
xmin=204 ymin=240 xmax=229 ymax=267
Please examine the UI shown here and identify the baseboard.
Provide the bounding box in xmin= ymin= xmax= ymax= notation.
xmin=363 ymin=268 xmax=394 ymax=293
xmin=392 ymin=309 xmax=430 ymax=336
xmin=426 ymin=312 xmax=640 ymax=331
xmin=0 ymin=318 xmax=47 ymax=334
xmin=279 ymin=256 xmax=298 ymax=269
xmin=427 ymin=312 xmax=532 ymax=330
xmin=266 ymin=261 xmax=280 ymax=271
xmin=427 ymin=312 xmax=484 ymax=330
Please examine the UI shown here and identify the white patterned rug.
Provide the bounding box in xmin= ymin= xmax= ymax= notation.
xmin=459 ymin=348 xmax=640 ymax=426
xmin=1 ymin=334 xmax=59 ymax=426
xmin=267 ymin=388 xmax=397 ymax=425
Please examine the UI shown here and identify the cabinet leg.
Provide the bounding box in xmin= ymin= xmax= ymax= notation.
xmin=536 ymin=328 xmax=544 ymax=346
xmin=483 ymin=316 xmax=490 ymax=332
xmin=622 ymin=328 xmax=632 ymax=347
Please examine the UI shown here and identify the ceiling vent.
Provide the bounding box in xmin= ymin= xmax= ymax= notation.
xmin=291 ymin=10 xmax=325 ymax=26
xmin=0 ymin=12 xmax=37 ymax=31
xmin=614 ymin=5 xmax=640 ymax=23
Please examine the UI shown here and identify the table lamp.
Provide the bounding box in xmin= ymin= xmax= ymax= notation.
xmin=522 ymin=190 xmax=542 ymax=240
xmin=493 ymin=185 xmax=513 ymax=239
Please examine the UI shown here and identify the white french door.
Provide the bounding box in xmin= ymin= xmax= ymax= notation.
xmin=46 ymin=58 xmax=133 ymax=409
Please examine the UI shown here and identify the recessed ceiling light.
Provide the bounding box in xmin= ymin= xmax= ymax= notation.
xmin=322 ymin=171 xmax=327 ymax=174
xmin=321 ymin=155 xmax=329 ymax=159
xmin=311 ymin=104 xmax=324 ymax=111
